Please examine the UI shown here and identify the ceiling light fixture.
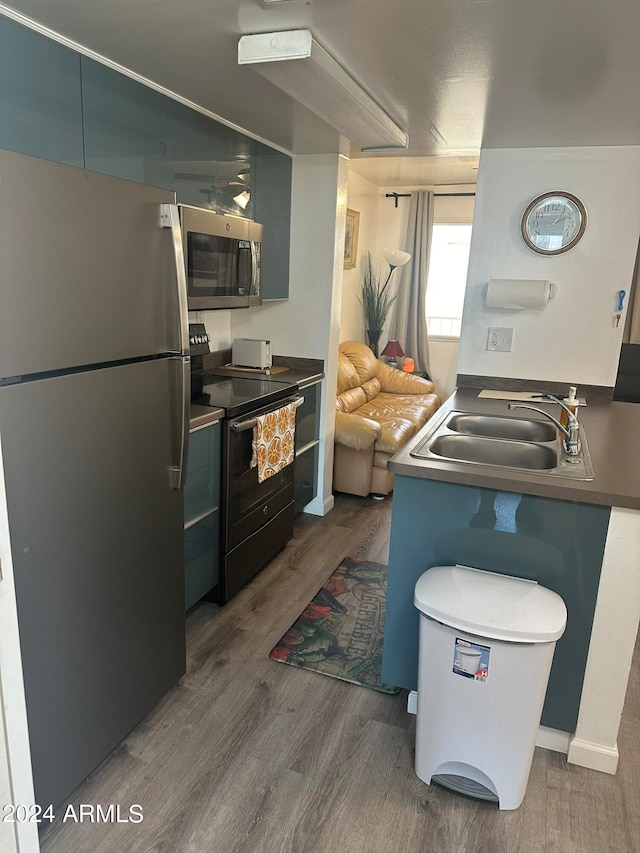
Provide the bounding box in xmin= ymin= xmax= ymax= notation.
xmin=238 ymin=29 xmax=408 ymax=151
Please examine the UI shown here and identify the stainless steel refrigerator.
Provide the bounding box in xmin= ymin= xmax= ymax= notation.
xmin=0 ymin=148 xmax=190 ymax=809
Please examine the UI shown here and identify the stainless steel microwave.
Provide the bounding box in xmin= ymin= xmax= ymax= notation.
xmin=178 ymin=204 xmax=262 ymax=310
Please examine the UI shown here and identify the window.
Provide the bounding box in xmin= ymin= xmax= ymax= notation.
xmin=426 ymin=222 xmax=473 ymax=339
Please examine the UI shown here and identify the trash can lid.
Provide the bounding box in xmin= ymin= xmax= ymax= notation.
xmin=414 ymin=565 xmax=567 ymax=643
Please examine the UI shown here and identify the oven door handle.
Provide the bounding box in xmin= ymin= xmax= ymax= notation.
xmin=230 ymin=396 xmax=304 ymax=432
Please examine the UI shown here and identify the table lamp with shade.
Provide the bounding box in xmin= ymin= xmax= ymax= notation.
xmin=381 ymin=339 xmax=405 ymax=368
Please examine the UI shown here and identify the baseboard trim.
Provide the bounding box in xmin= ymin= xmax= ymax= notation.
xmin=407 ymin=690 xmax=417 ymax=715
xmin=567 ymin=736 xmax=619 ymax=774
xmin=536 ymin=726 xmax=571 ymax=754
xmin=303 ymin=494 xmax=335 ymax=517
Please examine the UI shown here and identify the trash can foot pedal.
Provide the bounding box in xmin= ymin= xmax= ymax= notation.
xmin=431 ymin=773 xmax=499 ymax=803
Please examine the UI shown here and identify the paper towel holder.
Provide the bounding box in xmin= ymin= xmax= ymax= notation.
xmin=485 ymin=279 xmax=557 ymax=310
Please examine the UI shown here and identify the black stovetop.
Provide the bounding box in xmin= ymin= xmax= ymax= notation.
xmin=192 ymin=375 xmax=298 ymax=418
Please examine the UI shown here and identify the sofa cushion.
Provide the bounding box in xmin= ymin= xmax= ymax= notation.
xmin=336 ymin=385 xmax=367 ymax=414
xmin=337 ymin=351 xmax=362 ymax=395
xmin=339 ymin=341 xmax=379 ymax=383
xmin=361 ymin=377 xmax=382 ymax=401
xmin=358 ymin=392 xmax=438 ymax=429
xmin=372 ymin=416 xmax=420 ymax=454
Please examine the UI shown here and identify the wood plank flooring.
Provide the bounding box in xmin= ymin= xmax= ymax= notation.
xmin=40 ymin=494 xmax=640 ymax=853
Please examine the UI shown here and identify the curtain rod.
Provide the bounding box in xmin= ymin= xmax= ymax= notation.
xmin=385 ymin=191 xmax=475 ymax=207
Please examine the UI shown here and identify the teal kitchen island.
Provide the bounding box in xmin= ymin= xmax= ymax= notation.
xmin=382 ymin=388 xmax=640 ymax=774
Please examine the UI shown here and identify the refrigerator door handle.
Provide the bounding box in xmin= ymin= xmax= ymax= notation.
xmin=169 ymin=356 xmax=191 ymax=490
xmin=160 ymin=203 xmax=189 ymax=357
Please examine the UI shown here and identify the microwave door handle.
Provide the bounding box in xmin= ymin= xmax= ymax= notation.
xmin=160 ymin=203 xmax=189 ymax=356
xmin=250 ymin=241 xmax=258 ymax=296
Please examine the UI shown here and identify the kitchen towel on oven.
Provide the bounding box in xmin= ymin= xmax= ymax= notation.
xmin=251 ymin=402 xmax=296 ymax=483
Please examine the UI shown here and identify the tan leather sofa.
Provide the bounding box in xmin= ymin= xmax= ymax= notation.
xmin=334 ymin=341 xmax=442 ymax=497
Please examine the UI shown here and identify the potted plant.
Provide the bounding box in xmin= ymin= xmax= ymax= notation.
xmin=359 ymin=250 xmax=411 ymax=356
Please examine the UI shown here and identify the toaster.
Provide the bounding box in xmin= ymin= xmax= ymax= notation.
xmin=231 ymin=338 xmax=272 ymax=369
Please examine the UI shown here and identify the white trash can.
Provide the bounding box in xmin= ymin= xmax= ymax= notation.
xmin=414 ymin=564 xmax=567 ymax=810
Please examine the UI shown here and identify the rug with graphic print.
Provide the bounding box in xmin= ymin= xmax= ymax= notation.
xmin=269 ymin=557 xmax=400 ymax=694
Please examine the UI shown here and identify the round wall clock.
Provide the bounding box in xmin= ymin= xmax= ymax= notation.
xmin=521 ymin=191 xmax=587 ymax=255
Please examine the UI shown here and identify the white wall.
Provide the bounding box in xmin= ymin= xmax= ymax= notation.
xmin=340 ymin=171 xmax=380 ymax=343
xmin=194 ymin=310 xmax=231 ymax=351
xmin=458 ymin=146 xmax=640 ymax=387
xmin=230 ymin=153 xmax=349 ymax=516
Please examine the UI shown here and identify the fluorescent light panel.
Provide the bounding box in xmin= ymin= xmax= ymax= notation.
xmin=238 ymin=30 xmax=408 ymax=151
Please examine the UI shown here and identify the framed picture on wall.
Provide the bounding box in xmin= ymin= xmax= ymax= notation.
xmin=344 ymin=208 xmax=360 ymax=269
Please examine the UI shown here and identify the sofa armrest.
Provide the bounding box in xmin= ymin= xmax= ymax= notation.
xmin=378 ymin=360 xmax=436 ymax=395
xmin=334 ymin=411 xmax=381 ymax=451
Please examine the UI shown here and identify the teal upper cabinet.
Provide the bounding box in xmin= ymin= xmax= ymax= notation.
xmin=81 ymin=58 xmax=255 ymax=219
xmin=0 ymin=15 xmax=291 ymax=301
xmin=254 ymin=143 xmax=292 ymax=300
xmin=0 ymin=17 xmax=83 ymax=166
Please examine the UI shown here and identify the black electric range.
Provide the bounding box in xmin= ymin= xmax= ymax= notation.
xmin=195 ymin=372 xmax=300 ymax=604
xmin=194 ymin=375 xmax=298 ymax=418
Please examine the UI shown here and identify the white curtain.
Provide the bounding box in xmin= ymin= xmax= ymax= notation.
xmin=391 ymin=190 xmax=434 ymax=374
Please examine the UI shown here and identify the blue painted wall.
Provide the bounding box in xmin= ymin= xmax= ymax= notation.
xmin=382 ymin=475 xmax=610 ymax=732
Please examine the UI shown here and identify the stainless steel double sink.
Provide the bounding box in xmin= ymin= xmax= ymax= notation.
xmin=410 ymin=411 xmax=594 ymax=480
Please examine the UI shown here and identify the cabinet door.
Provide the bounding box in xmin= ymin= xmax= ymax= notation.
xmin=185 ymin=421 xmax=220 ymax=523
xmin=253 ymin=142 xmax=292 ymax=300
xmin=0 ymin=17 xmax=83 ymax=166
xmin=81 ymin=58 xmax=254 ymax=217
xmin=294 ymin=382 xmax=321 ymax=513
xmin=184 ymin=421 xmax=221 ymax=609
xmin=294 ymin=444 xmax=319 ymax=515
xmin=295 ymin=382 xmax=321 ymax=452
xmin=184 ymin=512 xmax=219 ymax=611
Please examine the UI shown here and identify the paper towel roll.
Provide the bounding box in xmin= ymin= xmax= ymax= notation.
xmin=485 ymin=279 xmax=555 ymax=309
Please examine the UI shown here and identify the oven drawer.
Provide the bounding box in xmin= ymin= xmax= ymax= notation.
xmin=225 ymin=473 xmax=294 ymax=551
xmin=220 ymin=501 xmax=294 ymax=602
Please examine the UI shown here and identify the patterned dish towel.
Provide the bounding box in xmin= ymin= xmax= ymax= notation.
xmin=251 ymin=402 xmax=296 ymax=483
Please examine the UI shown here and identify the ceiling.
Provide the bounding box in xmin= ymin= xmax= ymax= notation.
xmin=2 ymin=0 xmax=640 ymax=186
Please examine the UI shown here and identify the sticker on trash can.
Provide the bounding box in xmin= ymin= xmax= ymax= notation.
xmin=453 ymin=637 xmax=490 ymax=682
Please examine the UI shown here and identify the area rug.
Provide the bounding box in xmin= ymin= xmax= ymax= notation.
xmin=269 ymin=557 xmax=400 ymax=694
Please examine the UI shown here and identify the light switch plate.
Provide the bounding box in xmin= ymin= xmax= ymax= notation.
xmin=487 ymin=327 xmax=514 ymax=352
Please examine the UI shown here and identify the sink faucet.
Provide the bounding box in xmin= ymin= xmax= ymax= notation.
xmin=507 ymin=395 xmax=581 ymax=457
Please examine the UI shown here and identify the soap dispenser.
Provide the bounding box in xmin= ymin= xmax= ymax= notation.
xmin=560 ymin=386 xmax=579 ymax=427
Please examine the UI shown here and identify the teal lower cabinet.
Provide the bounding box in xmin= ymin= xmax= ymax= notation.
xmin=294 ymin=381 xmax=321 ymax=514
xmin=294 ymin=443 xmax=319 ymax=514
xmin=184 ymin=420 xmax=221 ymax=611
xmin=184 ymin=512 xmax=219 ymax=612
xmin=382 ymin=475 xmax=611 ymax=733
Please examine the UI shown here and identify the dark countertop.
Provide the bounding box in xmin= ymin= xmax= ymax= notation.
xmin=388 ymin=387 xmax=640 ymax=510
xmin=201 ymin=354 xmax=324 ymax=390
xmin=189 ymin=404 xmax=224 ymax=430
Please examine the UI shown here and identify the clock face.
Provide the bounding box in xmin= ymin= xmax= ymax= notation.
xmin=521 ymin=192 xmax=587 ymax=255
